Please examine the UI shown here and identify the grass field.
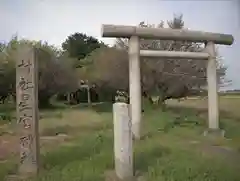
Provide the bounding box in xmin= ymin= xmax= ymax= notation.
xmin=0 ymin=96 xmax=240 ymax=181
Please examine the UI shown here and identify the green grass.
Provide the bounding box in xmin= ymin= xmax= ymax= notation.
xmin=0 ymin=98 xmax=240 ymax=181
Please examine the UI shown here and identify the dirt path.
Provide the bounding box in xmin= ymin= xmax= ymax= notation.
xmin=0 ymin=135 xmax=18 ymax=161
xmin=201 ymin=143 xmax=240 ymax=164
xmin=0 ymin=132 xmax=71 ymax=162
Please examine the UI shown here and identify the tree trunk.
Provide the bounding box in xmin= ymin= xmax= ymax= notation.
xmin=67 ymin=93 xmax=71 ymax=103
xmin=142 ymin=91 xmax=154 ymax=105
xmin=39 ymin=94 xmax=52 ymax=108
xmin=156 ymin=95 xmax=166 ymax=111
xmin=87 ymin=86 xmax=92 ymax=106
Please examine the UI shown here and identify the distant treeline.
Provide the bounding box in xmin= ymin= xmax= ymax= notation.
xmin=220 ymin=90 xmax=240 ymax=96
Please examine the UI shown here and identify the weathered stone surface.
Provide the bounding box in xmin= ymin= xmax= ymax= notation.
xmin=113 ymin=103 xmax=133 ymax=180
xmin=16 ymin=45 xmax=39 ymax=175
xmin=128 ymin=36 xmax=141 ymax=140
xmin=102 ymin=24 xmax=234 ymax=45
xmin=105 ymin=170 xmax=146 ymax=181
xmin=203 ymin=129 xmax=225 ymax=137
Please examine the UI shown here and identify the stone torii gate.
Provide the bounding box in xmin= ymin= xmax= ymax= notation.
xmin=102 ymin=24 xmax=234 ymax=139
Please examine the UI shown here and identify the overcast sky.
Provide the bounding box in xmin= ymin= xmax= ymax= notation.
xmin=0 ymin=0 xmax=239 ymax=90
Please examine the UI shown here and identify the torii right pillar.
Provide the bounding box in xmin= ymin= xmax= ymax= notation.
xmin=205 ymin=41 xmax=223 ymax=136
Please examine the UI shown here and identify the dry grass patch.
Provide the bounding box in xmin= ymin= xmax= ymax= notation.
xmin=40 ymin=109 xmax=103 ymax=128
xmin=166 ymin=96 xmax=240 ymax=119
xmin=39 ymin=109 xmax=107 ymax=135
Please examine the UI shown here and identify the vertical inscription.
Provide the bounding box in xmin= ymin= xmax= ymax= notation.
xmin=16 ymin=45 xmax=39 ymax=175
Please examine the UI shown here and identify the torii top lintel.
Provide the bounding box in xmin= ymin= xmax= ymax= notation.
xmin=101 ymin=24 xmax=234 ymax=45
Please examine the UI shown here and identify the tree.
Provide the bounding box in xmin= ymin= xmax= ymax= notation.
xmin=0 ymin=36 xmax=18 ymax=103
xmin=115 ymin=14 xmax=227 ymax=105
xmin=79 ymin=47 xmax=129 ymax=101
xmin=85 ymin=14 xmax=227 ymax=105
xmin=36 ymin=43 xmax=79 ymax=107
xmin=61 ymin=33 xmax=108 ymax=104
xmin=62 ymin=33 xmax=106 ymax=68
xmin=0 ymin=37 xmax=79 ymax=107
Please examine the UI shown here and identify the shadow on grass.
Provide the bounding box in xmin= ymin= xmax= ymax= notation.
xmin=40 ymin=101 xmax=113 ymax=113
xmin=91 ymin=102 xmax=112 ymax=113
xmin=39 ymin=103 xmax=73 ymax=111
xmin=167 ymin=106 xmax=206 ymax=116
xmin=0 ymin=161 xmax=18 ymax=181
xmin=41 ymin=122 xmax=112 ymax=137
xmin=168 ymin=105 xmax=240 ymax=121
xmin=135 ymin=145 xmax=171 ymax=173
xmin=147 ymin=106 xmax=206 ymax=133
xmin=166 ymin=105 xmax=240 ymax=140
xmin=41 ymin=125 xmax=75 ymax=136
xmin=0 ymin=103 xmax=15 ymax=112
xmin=41 ymin=132 xmax=113 ymax=170
xmin=0 ymin=103 xmax=16 ymax=125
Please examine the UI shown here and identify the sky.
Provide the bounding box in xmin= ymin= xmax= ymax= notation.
xmin=0 ymin=0 xmax=239 ymax=90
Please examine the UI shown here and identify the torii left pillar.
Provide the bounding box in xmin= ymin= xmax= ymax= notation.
xmin=128 ymin=36 xmax=141 ymax=139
